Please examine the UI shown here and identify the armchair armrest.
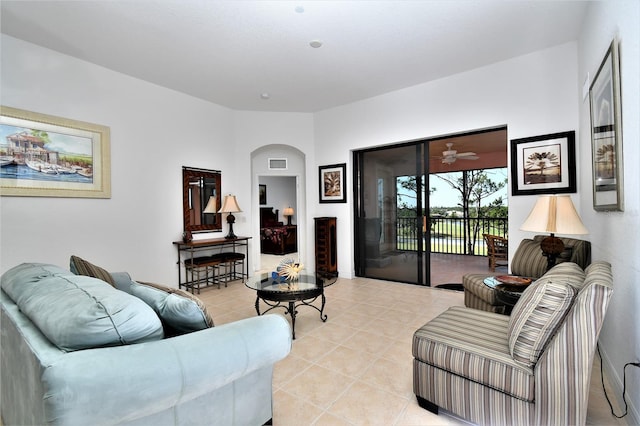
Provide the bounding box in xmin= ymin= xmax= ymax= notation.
xmin=41 ymin=315 xmax=291 ymax=425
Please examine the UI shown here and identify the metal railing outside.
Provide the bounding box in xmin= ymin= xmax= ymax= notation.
xmin=396 ymin=216 xmax=508 ymax=255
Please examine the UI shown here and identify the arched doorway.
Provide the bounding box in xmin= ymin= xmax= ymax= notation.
xmin=250 ymin=144 xmax=306 ymax=273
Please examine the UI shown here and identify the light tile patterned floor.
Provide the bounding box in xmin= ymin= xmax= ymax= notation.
xmin=197 ymin=276 xmax=625 ymax=426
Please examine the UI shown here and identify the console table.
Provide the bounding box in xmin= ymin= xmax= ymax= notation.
xmin=173 ymin=236 xmax=251 ymax=293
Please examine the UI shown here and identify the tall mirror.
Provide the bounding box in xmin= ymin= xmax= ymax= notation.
xmin=182 ymin=166 xmax=222 ymax=235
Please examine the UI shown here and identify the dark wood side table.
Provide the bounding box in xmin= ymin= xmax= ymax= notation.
xmin=483 ymin=276 xmax=532 ymax=315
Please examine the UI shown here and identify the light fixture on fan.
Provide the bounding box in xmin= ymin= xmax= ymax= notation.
xmin=441 ymin=143 xmax=479 ymax=164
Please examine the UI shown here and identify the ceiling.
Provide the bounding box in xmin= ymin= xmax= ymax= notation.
xmin=1 ymin=1 xmax=589 ymax=113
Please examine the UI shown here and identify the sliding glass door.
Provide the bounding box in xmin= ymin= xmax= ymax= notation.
xmin=353 ymin=143 xmax=429 ymax=284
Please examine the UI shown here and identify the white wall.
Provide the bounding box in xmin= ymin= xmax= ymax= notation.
xmin=578 ymin=1 xmax=640 ymax=422
xmin=315 ymin=42 xmax=581 ymax=279
xmin=0 ymin=35 xmax=237 ymax=283
xmin=0 ymin=36 xmax=316 ymax=284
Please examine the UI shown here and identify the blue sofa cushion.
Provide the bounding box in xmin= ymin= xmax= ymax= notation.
xmin=1 ymin=263 xmax=164 ymax=351
xmin=131 ymin=280 xmax=215 ymax=335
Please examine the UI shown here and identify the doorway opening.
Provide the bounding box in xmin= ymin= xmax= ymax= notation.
xmin=353 ymin=126 xmax=508 ymax=286
xmin=258 ymin=175 xmax=298 ymax=272
xmin=250 ymin=144 xmax=306 ymax=274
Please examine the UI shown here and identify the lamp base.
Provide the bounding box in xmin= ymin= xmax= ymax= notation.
xmin=540 ymin=234 xmax=564 ymax=271
xmin=225 ymin=213 xmax=237 ymax=240
xmin=286 ymin=216 xmax=292 ymax=226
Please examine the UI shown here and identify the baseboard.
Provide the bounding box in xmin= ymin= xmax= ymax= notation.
xmin=598 ymin=344 xmax=640 ymax=425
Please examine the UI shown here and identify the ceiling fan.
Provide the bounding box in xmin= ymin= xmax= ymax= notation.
xmin=440 ymin=143 xmax=479 ymax=164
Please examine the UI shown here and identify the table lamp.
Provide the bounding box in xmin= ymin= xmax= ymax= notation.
xmin=283 ymin=206 xmax=294 ymax=226
xmin=520 ymin=195 xmax=588 ymax=271
xmin=218 ymin=194 xmax=242 ymax=239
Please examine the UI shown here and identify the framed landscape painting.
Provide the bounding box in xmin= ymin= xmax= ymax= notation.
xmin=319 ymin=163 xmax=346 ymax=203
xmin=510 ymin=131 xmax=576 ymax=196
xmin=589 ymin=39 xmax=623 ymax=211
xmin=0 ymin=106 xmax=111 ymax=198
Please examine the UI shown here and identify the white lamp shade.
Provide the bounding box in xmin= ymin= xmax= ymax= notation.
xmin=520 ymin=195 xmax=588 ymax=235
xmin=218 ymin=194 xmax=242 ymax=213
xmin=202 ymin=196 xmax=217 ymax=213
xmin=283 ymin=207 xmax=294 ymax=216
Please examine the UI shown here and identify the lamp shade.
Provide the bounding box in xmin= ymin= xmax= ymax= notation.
xmin=202 ymin=196 xmax=217 ymax=213
xmin=520 ymin=195 xmax=588 ymax=235
xmin=283 ymin=207 xmax=294 ymax=217
xmin=218 ymin=194 xmax=242 ymax=213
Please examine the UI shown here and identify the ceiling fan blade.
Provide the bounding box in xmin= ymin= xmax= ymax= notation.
xmin=456 ymin=151 xmax=477 ymax=157
xmin=457 ymin=155 xmax=479 ymax=160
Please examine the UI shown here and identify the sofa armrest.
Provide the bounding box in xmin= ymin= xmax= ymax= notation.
xmin=41 ymin=315 xmax=291 ymax=425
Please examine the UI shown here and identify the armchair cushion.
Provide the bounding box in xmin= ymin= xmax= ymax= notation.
xmin=510 ymin=239 xmax=548 ymax=278
xmin=507 ymin=279 xmax=576 ymax=367
xmin=413 ymin=306 xmax=534 ymax=402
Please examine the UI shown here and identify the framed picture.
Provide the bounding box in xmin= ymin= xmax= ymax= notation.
xmin=510 ymin=131 xmax=576 ymax=196
xmin=0 ymin=106 xmax=111 ymax=198
xmin=589 ymin=39 xmax=623 ymax=211
xmin=319 ymin=163 xmax=346 ymax=203
xmin=259 ymin=184 xmax=267 ymax=205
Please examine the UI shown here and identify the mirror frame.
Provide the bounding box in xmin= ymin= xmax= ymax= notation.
xmin=182 ymin=166 xmax=222 ymax=234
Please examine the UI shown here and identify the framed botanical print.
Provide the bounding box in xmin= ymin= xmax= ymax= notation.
xmin=589 ymin=39 xmax=623 ymax=211
xmin=510 ymin=131 xmax=576 ymax=196
xmin=319 ymin=163 xmax=346 ymax=203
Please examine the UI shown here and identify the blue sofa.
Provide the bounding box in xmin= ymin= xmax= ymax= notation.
xmin=1 ymin=262 xmax=291 ymax=425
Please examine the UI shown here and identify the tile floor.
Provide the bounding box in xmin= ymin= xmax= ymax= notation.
xmin=197 ymin=275 xmax=626 ymax=426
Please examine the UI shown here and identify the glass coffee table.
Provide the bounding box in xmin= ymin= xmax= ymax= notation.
xmin=246 ymin=273 xmax=331 ymax=339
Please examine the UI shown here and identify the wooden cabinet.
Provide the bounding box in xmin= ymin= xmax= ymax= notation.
xmin=315 ymin=217 xmax=338 ymax=280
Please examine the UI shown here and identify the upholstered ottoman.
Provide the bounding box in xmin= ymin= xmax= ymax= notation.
xmin=463 ymin=274 xmax=506 ymax=313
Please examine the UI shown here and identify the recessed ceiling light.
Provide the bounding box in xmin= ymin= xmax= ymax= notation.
xmin=295 ymin=6 xmax=304 ymax=13
xmin=260 ymin=93 xmax=270 ymax=100
xmin=309 ymin=40 xmax=323 ymax=49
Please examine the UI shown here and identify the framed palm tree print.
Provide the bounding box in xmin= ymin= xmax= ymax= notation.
xmin=510 ymin=131 xmax=576 ymax=196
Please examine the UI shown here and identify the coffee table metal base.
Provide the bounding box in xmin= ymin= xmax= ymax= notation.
xmin=255 ymin=289 xmax=327 ymax=339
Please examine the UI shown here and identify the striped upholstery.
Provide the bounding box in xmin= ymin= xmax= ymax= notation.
xmin=414 ymin=261 xmax=613 ymax=426
xmin=510 ymin=239 xmax=548 ymax=278
xmin=507 ymin=279 xmax=576 ymax=367
xmin=464 ymin=236 xmax=591 ymax=313
xmin=413 ymin=307 xmax=534 ymax=400
xmin=533 ymin=235 xmax=592 ymax=269
xmin=69 ymin=255 xmax=116 ymax=287
xmin=462 ymin=274 xmax=506 ymax=313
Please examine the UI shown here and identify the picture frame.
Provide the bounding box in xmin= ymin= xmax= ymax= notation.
xmin=1 ymin=106 xmax=111 ymax=198
xmin=259 ymin=184 xmax=267 ymax=205
xmin=589 ymin=39 xmax=623 ymax=211
xmin=319 ymin=163 xmax=346 ymax=203
xmin=510 ymin=131 xmax=576 ymax=196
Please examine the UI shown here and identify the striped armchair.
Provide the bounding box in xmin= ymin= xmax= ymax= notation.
xmin=413 ymin=261 xmax=613 ymax=425
xmin=463 ymin=236 xmax=591 ymax=313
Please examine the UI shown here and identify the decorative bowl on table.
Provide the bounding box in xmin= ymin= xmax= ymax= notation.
xmin=494 ymin=275 xmax=532 ymax=286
